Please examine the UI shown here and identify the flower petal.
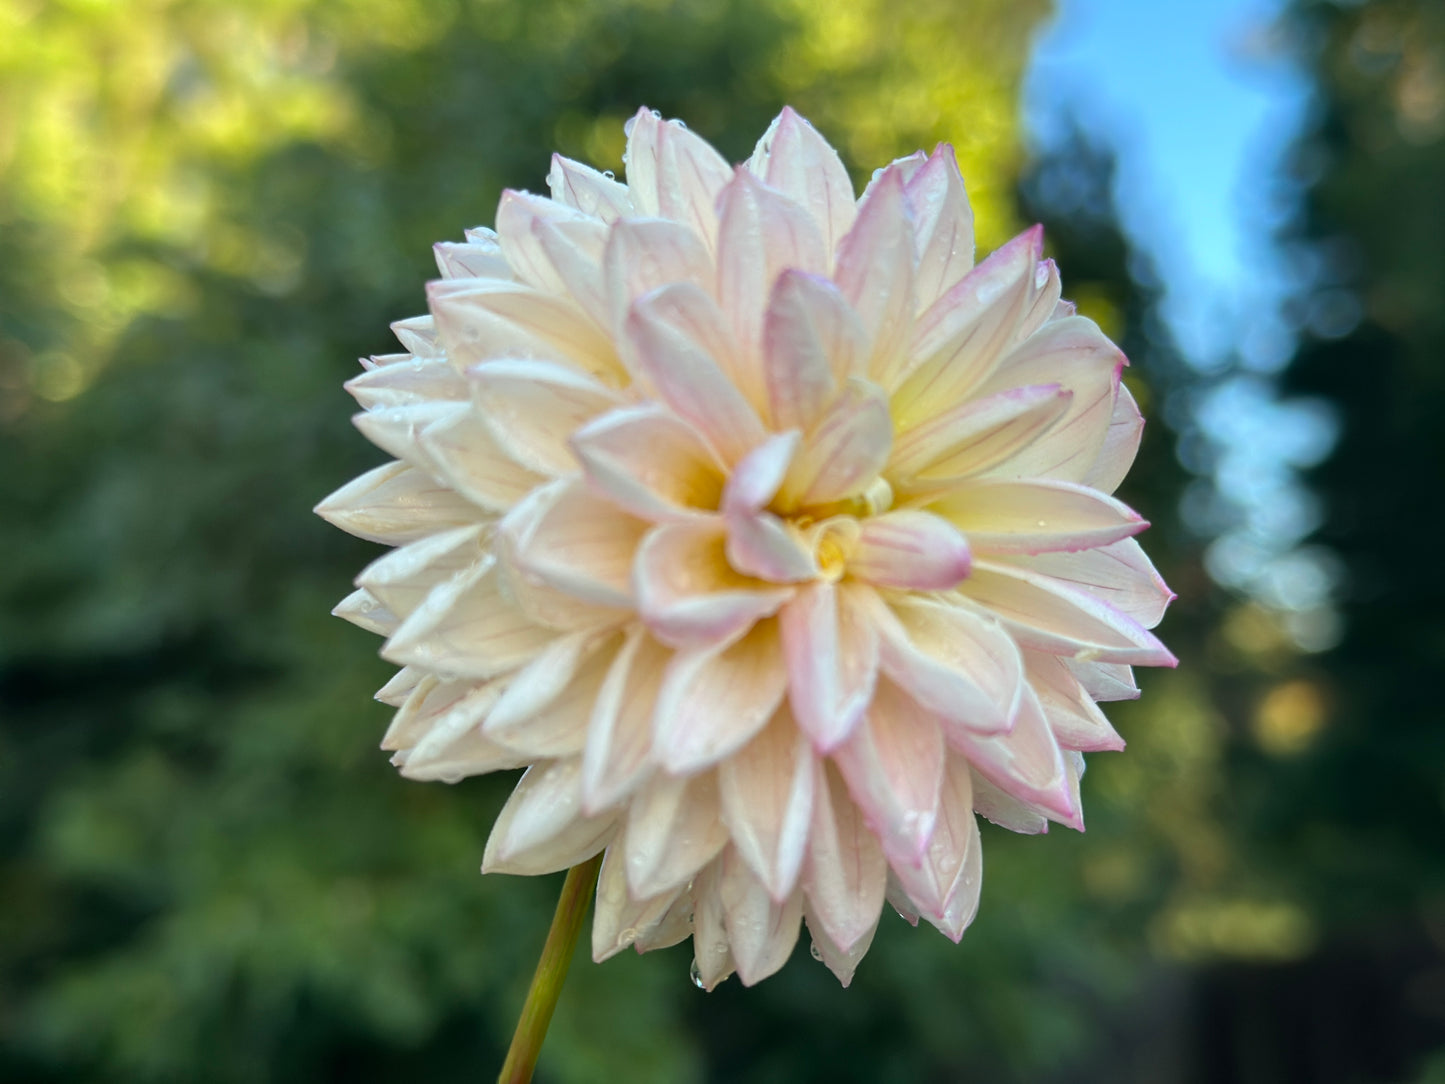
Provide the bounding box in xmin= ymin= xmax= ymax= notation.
xmin=905 ymin=143 xmax=976 ymax=310
xmin=655 ymin=117 xmax=733 ymax=248
xmin=548 ymin=153 xmax=634 ymax=223
xmin=888 ymin=754 xmax=981 ymax=935
xmin=625 ymin=283 xmax=768 ymax=466
xmin=428 ymin=277 xmax=613 ymax=376
xmin=805 ymin=907 xmax=878 ymax=988
xmin=570 ymin=403 xmax=725 ymax=521
xmin=356 ymin=524 xmax=487 ymax=618
xmin=1023 ymin=650 xmax=1125 ymax=752
xmin=691 ymin=858 xmax=736 ymax=990
xmin=891 ymin=225 xmax=1047 ymax=427
xmin=780 ymin=582 xmax=879 ymax=751
xmin=719 ymin=703 xmax=817 ymax=901
xmin=382 ymin=560 xmax=557 ymax=679
xmin=469 ymin=359 xmax=621 ymax=476
xmin=591 ymin=847 xmax=684 ymax=963
xmin=833 ymin=165 xmax=917 ymax=389
xmin=634 ymin=520 xmax=793 ymax=649
xmin=581 ymin=626 xmax=669 ymax=813
xmin=622 ymin=107 xmax=663 ymax=216
xmin=603 ymin=217 xmax=714 ymax=334
xmin=315 ymin=461 xmax=482 ymax=545
xmin=484 ymin=629 xmax=622 ymax=758
xmin=833 ymin=676 xmax=945 ymax=862
xmin=333 ymin=588 xmax=399 ymax=637
xmin=723 ymin=434 xmax=817 ymax=583
xmin=420 ymin=404 xmax=548 ymax=512
xmin=776 ymin=379 xmax=893 ymax=510
xmin=652 ymin=618 xmax=789 ymax=774
xmin=956 ymin=684 xmax=1080 ymax=829
xmin=495 ymin=190 xmax=591 ymax=296
xmin=434 ymin=229 xmax=513 ymax=281
xmin=1000 ymin=540 xmax=1174 ymax=629
xmin=850 ymin=510 xmax=972 ymax=590
xmin=345 ymin=356 xmax=468 ymax=410
xmin=398 ymin=687 xmax=528 ymax=783
xmin=1068 ymin=659 xmax=1140 ymax=702
xmin=716 ymin=167 xmax=829 ymax=366
xmin=1080 ymin=379 xmax=1144 ymax=494
xmin=929 ymin=478 xmax=1147 ymax=555
xmin=762 ymin=270 xmax=865 ymax=431
xmin=760 ymin=106 xmax=857 ymax=255
xmin=804 ymin=761 xmax=888 ymax=954
xmin=961 ymin=559 xmax=1174 ymax=667
xmin=720 ymin=848 xmax=804 ymax=986
xmin=506 ymin=479 xmax=647 ymax=608
xmin=870 ymin=593 xmax=1023 ymax=739
xmin=482 ymin=758 xmax=617 ymax=875
xmin=971 ymin=769 xmax=1048 ymax=834
xmin=623 ymin=771 xmax=730 ymax=899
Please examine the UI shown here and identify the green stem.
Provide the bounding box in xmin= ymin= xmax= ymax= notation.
xmin=497 ymin=854 xmax=604 ymax=1084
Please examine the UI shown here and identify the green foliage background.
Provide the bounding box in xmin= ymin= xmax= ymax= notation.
xmin=1 ymin=0 xmax=1442 ymax=1081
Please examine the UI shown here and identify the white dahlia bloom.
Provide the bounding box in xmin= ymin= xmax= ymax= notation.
xmin=318 ymin=107 xmax=1175 ymax=989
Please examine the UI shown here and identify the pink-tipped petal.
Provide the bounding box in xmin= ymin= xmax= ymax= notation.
xmin=505 ymin=479 xmax=647 ymax=608
xmin=548 ymin=153 xmax=634 ymax=222
xmin=762 ymin=270 xmax=865 ymax=431
xmin=833 ymin=676 xmax=945 ymax=864
xmin=1081 ymin=379 xmax=1145 ymax=495
xmin=571 ymin=403 xmax=726 ymax=521
xmin=850 ymin=510 xmax=972 ymax=590
xmin=603 ymin=217 xmax=715 ymax=333
xmin=762 ymin=106 xmax=857 ymax=255
xmin=889 ymin=754 xmax=981 ymax=928
xmin=776 ymin=379 xmax=893 ymax=510
xmin=723 ymin=432 xmax=817 ymax=583
xmin=495 ymin=189 xmax=594 ymax=296
xmin=1004 ymin=540 xmax=1174 ymax=629
xmin=780 ymin=582 xmax=879 ymax=752
xmin=804 ymin=761 xmax=888 ymax=954
xmin=652 ymin=618 xmax=788 ymax=774
xmin=625 ymin=283 xmax=768 ymax=466
xmin=961 ymin=559 xmax=1176 ymax=667
xmin=930 ymin=478 xmax=1147 ymax=555
xmin=905 ymin=143 xmax=976 ymax=310
xmin=720 ymin=704 xmax=817 ymax=901
xmin=869 ymin=594 xmax=1024 ymax=740
xmin=971 ymin=769 xmax=1049 ymax=834
xmin=1023 ymin=650 xmax=1126 ymax=753
xmin=634 ymin=521 xmax=793 ymax=649
xmin=655 ymin=118 xmax=734 ymax=248
xmin=434 ymin=235 xmax=512 ymax=281
xmin=469 ymin=359 xmax=621 ymax=477
xmin=833 ymin=166 xmax=917 ymax=389
xmin=1069 ymin=659 xmax=1140 ymax=702
xmin=622 ymin=107 xmax=663 ymax=216
xmin=715 ymin=167 xmax=829 ymax=369
xmin=957 ymin=684 xmax=1080 ymax=830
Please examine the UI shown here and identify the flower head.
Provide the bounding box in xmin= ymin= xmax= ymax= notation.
xmin=318 ymin=107 xmax=1175 ymax=988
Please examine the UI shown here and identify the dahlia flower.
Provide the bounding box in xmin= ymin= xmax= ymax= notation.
xmin=318 ymin=107 xmax=1174 ymax=991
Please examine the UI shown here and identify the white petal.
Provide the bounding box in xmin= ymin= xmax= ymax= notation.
xmin=869 ymin=593 xmax=1023 ymax=739
xmin=434 ymin=235 xmax=512 ymax=281
xmin=722 ymin=432 xmax=816 ymax=583
xmin=603 ymin=217 xmax=714 ymax=334
xmin=971 ymin=769 xmax=1048 ymax=834
xmin=506 ymin=479 xmax=646 ymax=608
xmin=888 ymin=754 xmax=980 ymax=929
xmin=905 ymin=143 xmax=976 ymax=310
xmin=482 ymin=759 xmax=617 ymax=875
xmin=355 ymin=524 xmax=487 ymax=619
xmin=719 ymin=849 xmax=804 ymax=986
xmin=591 ymin=847 xmax=683 ymax=963
xmin=1068 ymin=659 xmax=1140 ymax=702
xmin=1023 ymin=650 xmax=1125 ymax=752
xmin=654 ymin=117 xmax=733 ymax=248
xmin=345 ymin=356 xmax=467 ymax=409
xmin=315 ymin=461 xmax=482 ymax=545
xmin=390 ymin=314 xmax=442 ymax=357
xmin=652 ymin=618 xmax=788 ymax=773
xmin=1080 ymin=379 xmax=1144 ymax=494
xmin=623 ymin=771 xmax=729 ymax=899
xmin=805 ymin=907 xmax=877 ymax=988
xmin=804 ymin=761 xmax=887 ymax=954
xmin=548 ymin=153 xmax=634 ymax=222
xmin=634 ymin=520 xmax=793 ymax=649
xmin=469 ymin=359 xmax=621 ymax=477
xmin=850 ymin=510 xmax=972 ymax=590
xmin=427 ymin=278 xmax=615 ymax=379
xmin=780 ymin=582 xmax=879 ymax=752
xmin=625 ymin=283 xmax=768 ymax=466
xmin=891 ymin=225 xmax=1047 ymax=428
xmin=929 ymin=478 xmax=1147 ymax=555
xmin=495 ymin=189 xmax=592 ymax=295
xmin=484 ymin=629 xmax=622 ymax=758
xmin=571 ymin=403 xmax=726 ymax=521
xmin=762 ymin=270 xmax=865 ymax=431
xmin=1000 ymin=540 xmax=1174 ymax=629
xmin=887 ymin=383 xmax=1072 ymax=490
xmin=382 ymin=673 xmax=481 ymax=752
xmin=622 ymin=107 xmax=663 ymax=216
xmin=832 ymin=676 xmax=945 ymax=863
xmin=962 ymin=559 xmax=1177 ymax=667
xmin=420 ymin=405 xmax=547 ymax=512
xmin=333 ymin=588 xmax=399 ymax=637
xmin=976 ymin=316 xmax=1124 ymax=483
xmin=533 ymin=215 xmax=612 ymax=329
xmin=760 ymin=107 xmax=857 ymax=256
xmin=833 ymin=165 xmax=917 ymax=389
xmin=399 ymin=685 xmax=527 ymax=783
xmin=776 ymin=379 xmax=893 ymax=510
xmin=382 ymin=560 xmax=556 ymax=679
xmin=719 ymin=704 xmax=816 ymax=901
xmin=581 ymin=626 xmax=669 ymax=813
xmin=956 ymin=685 xmax=1079 ymax=829
xmin=375 ymin=666 xmax=424 ymax=707
xmin=691 ymin=858 xmax=736 ymax=990
xmin=716 ymin=167 xmax=829 ymax=365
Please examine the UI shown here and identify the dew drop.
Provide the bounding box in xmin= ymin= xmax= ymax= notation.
xmin=671 ymin=118 xmax=687 ymax=128
xmin=650 ymin=108 xmax=662 ymax=119
xmin=619 ymin=927 xmax=638 ymax=948
xmin=809 ymin=942 xmax=823 ymax=961
xmin=1036 ymin=520 xmax=1047 ymax=528
xmin=689 ymin=958 xmax=706 ymax=989
xmin=602 ymin=169 xmax=615 ymax=180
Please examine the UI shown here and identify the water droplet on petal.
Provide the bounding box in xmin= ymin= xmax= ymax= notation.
xmin=602 ymin=170 xmax=615 ymax=180
xmin=809 ymin=942 xmax=823 ymax=961
xmin=672 ymin=118 xmax=687 ymax=128
xmin=650 ymin=108 xmax=662 ymax=119
xmin=689 ymin=958 xmax=705 ymax=989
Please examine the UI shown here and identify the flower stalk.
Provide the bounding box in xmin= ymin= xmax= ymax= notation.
xmin=498 ymin=854 xmax=604 ymax=1084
